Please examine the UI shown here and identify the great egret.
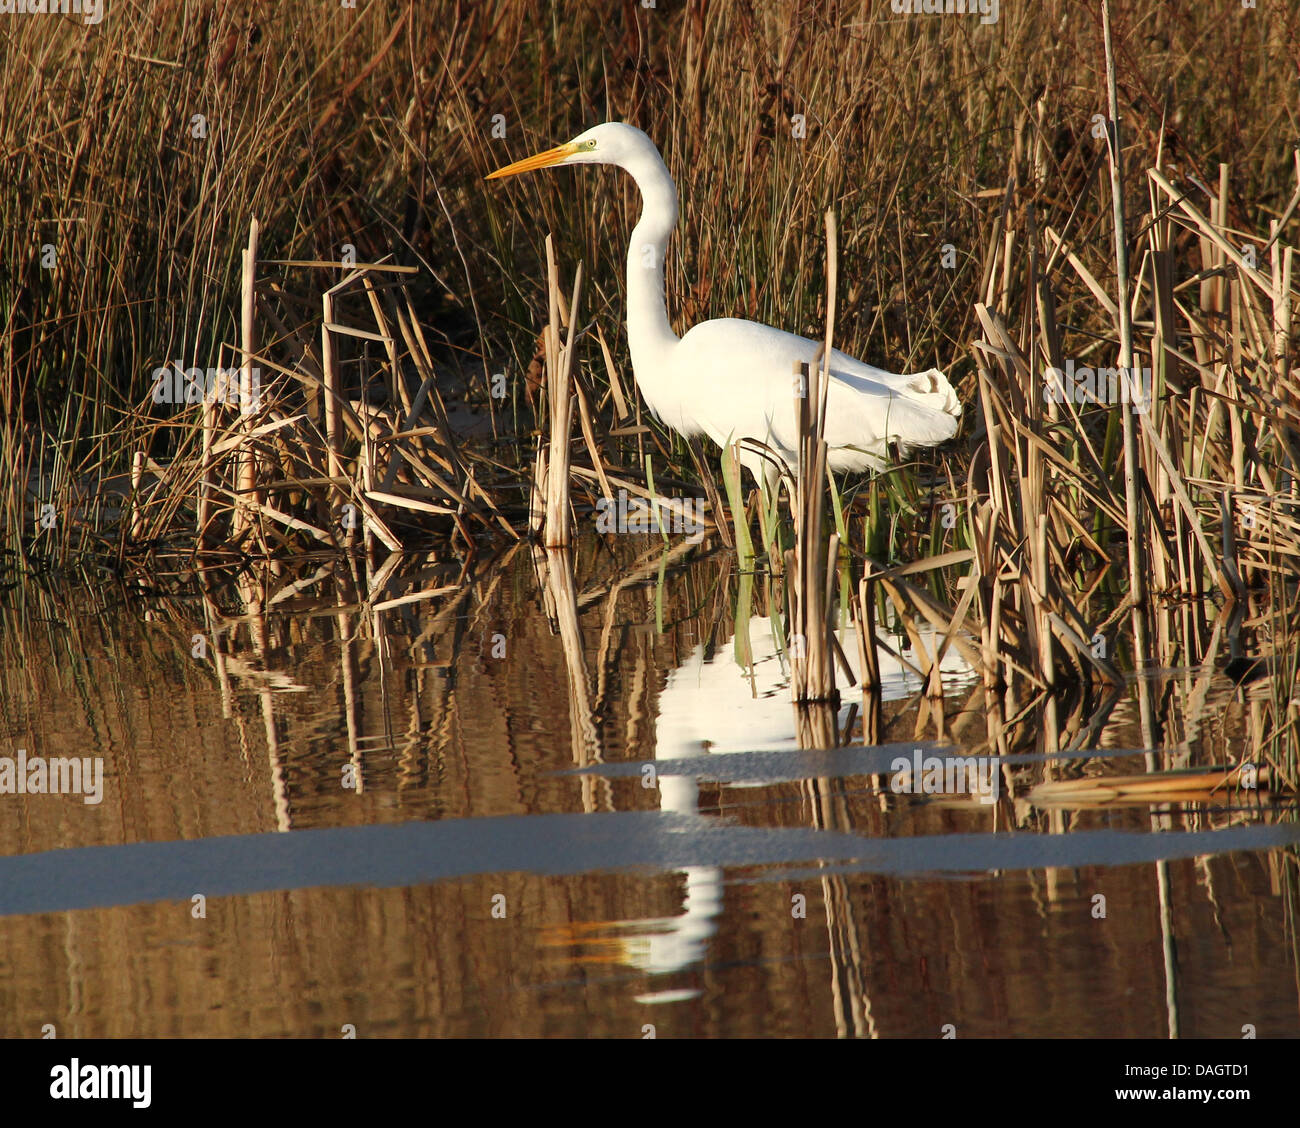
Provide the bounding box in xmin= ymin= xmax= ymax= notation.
xmin=486 ymin=122 xmax=961 ymax=484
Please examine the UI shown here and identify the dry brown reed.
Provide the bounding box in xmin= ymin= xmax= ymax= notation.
xmin=126 ymin=247 xmax=516 ymax=561
xmin=5 ymin=2 xmax=1300 ymax=784
xmin=786 ymin=211 xmax=842 ymax=712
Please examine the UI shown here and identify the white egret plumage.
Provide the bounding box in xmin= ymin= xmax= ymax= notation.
xmin=487 ymin=122 xmax=961 ymax=484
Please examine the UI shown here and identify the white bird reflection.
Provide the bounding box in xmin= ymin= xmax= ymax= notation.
xmin=552 ymin=617 xmax=976 ymax=1001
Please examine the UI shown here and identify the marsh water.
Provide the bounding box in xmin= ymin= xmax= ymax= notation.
xmin=0 ymin=537 xmax=1296 ymax=1038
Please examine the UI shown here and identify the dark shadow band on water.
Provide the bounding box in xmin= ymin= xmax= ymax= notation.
xmin=1 ymin=813 xmax=1297 ymax=918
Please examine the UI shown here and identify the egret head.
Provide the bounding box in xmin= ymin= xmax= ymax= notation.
xmin=485 ymin=122 xmax=655 ymax=180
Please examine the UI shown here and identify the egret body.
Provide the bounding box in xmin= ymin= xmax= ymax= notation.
xmin=487 ymin=122 xmax=960 ymax=483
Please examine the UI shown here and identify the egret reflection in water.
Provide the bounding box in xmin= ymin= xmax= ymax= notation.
xmin=546 ymin=616 xmax=977 ymax=990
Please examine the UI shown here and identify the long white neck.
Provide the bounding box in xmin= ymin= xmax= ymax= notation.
xmin=621 ymin=148 xmax=680 ymax=374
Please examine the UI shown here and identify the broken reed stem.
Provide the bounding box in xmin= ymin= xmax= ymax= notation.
xmin=197 ymin=393 xmax=213 ymax=546
xmin=232 ymin=218 xmax=260 ymax=539
xmin=1102 ymin=0 xmax=1146 ymax=611
xmin=791 ymin=209 xmax=839 ymax=708
xmin=129 ymin=450 xmax=144 ymax=540
xmin=530 ymin=444 xmax=547 ymax=539
xmin=541 ymin=234 xmax=583 ymax=548
xmin=321 ymin=288 xmax=342 ymax=531
xmin=1272 ymin=222 xmax=1293 ymax=385
xmin=550 ymin=262 xmax=584 ymax=546
xmin=1102 ymin=0 xmax=1156 ymax=755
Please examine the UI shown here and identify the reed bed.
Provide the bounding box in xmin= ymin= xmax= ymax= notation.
xmin=119 ymin=237 xmax=517 ymax=565
xmin=4 ymin=1 xmax=1300 ymax=785
xmin=5 ymin=2 xmax=1300 ymax=1049
xmin=4 ymin=2 xmax=1293 ymax=549
xmin=890 ymin=94 xmax=1300 ymax=788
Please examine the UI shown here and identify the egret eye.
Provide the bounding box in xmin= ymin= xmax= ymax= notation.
xmin=581 ymin=140 xmax=597 ymax=151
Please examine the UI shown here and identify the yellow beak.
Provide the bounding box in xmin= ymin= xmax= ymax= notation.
xmin=485 ymin=142 xmax=577 ymax=180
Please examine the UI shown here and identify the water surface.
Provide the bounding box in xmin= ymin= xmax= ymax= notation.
xmin=0 ymin=541 xmax=1295 ymax=1037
